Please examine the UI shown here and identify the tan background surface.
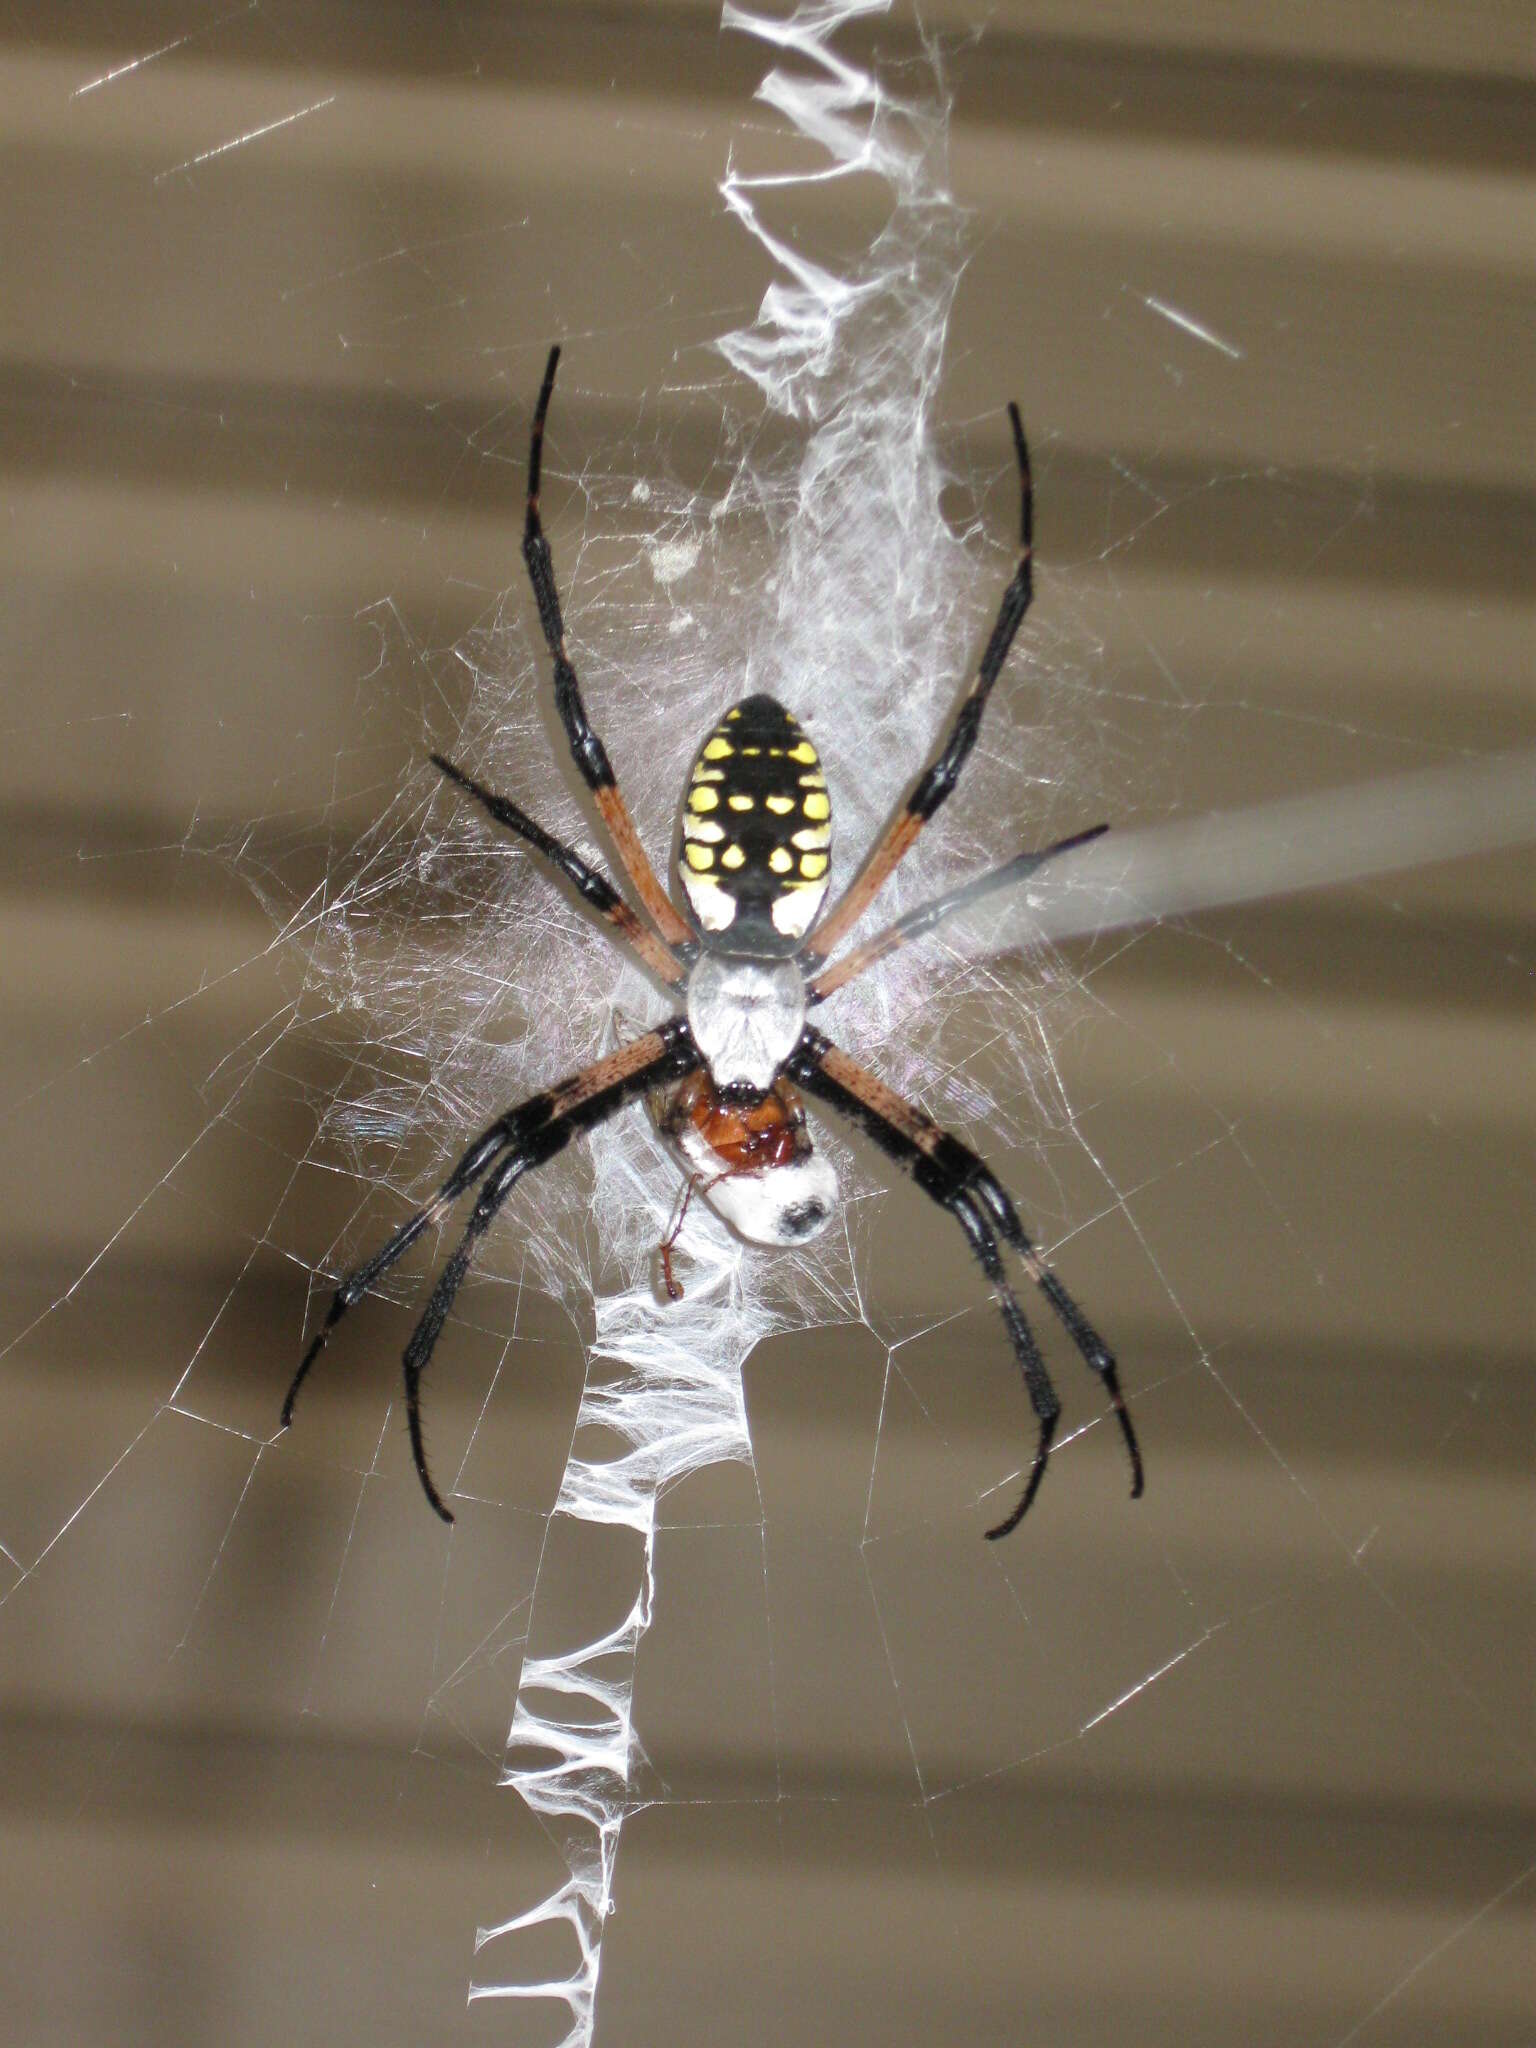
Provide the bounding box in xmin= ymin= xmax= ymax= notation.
xmin=1 ymin=5 xmax=1532 ymax=2044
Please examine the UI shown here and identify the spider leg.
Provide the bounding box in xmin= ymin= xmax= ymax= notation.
xmin=521 ymin=346 xmax=695 ymax=952
xmin=807 ymin=822 xmax=1108 ymax=1004
xmin=431 ymin=753 xmax=687 ymax=988
xmin=281 ymin=1120 xmax=512 ymax=1428
xmin=397 ymin=1141 xmax=546 ymax=1520
xmin=802 ymin=404 xmax=1036 ymax=968
xmin=281 ymin=1021 xmax=699 ymax=1519
xmin=947 ymin=1185 xmax=1061 ymax=1536
xmin=786 ymin=1025 xmax=1143 ymax=1535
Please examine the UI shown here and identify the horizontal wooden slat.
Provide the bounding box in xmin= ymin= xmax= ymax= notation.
xmin=1 ymin=5 xmax=1530 ymax=2045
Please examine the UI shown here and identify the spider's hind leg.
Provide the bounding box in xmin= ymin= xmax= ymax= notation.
xmin=519 ymin=346 xmax=694 ymax=952
xmin=801 ymin=401 xmax=1036 ymax=968
xmin=430 ymin=752 xmax=687 ymax=989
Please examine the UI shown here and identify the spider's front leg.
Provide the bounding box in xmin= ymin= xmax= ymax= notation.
xmin=786 ymin=1025 xmax=1143 ymax=1537
xmin=282 ymin=1021 xmax=699 ymax=1521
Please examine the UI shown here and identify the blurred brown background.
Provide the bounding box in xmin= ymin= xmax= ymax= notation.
xmin=1 ymin=4 xmax=1532 ymax=2044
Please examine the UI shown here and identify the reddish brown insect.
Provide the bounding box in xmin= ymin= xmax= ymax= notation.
xmin=670 ymin=1071 xmax=805 ymax=1171
xmin=652 ymin=1071 xmax=836 ymax=1295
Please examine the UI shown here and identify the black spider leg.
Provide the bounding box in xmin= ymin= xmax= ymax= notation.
xmin=802 ymin=402 xmax=1036 ymax=968
xmin=281 ymin=1123 xmax=510 ymax=1427
xmin=282 ymin=1021 xmax=699 ymax=1521
xmin=786 ymin=1026 xmax=1143 ymax=1539
xmin=946 ymin=1186 xmax=1061 ymax=1535
xmin=431 ymin=752 xmax=687 ymax=989
xmin=521 ymin=346 xmax=695 ymax=952
xmin=808 ymin=822 xmax=1109 ymax=1004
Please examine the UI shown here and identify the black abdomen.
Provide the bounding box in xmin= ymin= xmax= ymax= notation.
xmin=677 ymin=694 xmax=834 ymax=954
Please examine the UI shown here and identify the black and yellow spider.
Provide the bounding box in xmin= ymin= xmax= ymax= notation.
xmin=281 ymin=347 xmax=1144 ymax=1539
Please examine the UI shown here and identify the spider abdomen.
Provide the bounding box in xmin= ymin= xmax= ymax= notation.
xmin=677 ymin=693 xmax=833 ymax=950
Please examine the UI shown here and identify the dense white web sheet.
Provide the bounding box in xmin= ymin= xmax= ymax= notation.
xmin=2 ymin=3 xmax=1532 ymax=2044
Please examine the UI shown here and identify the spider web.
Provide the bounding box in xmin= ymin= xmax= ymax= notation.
xmin=2 ymin=4 xmax=1532 ymax=2045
